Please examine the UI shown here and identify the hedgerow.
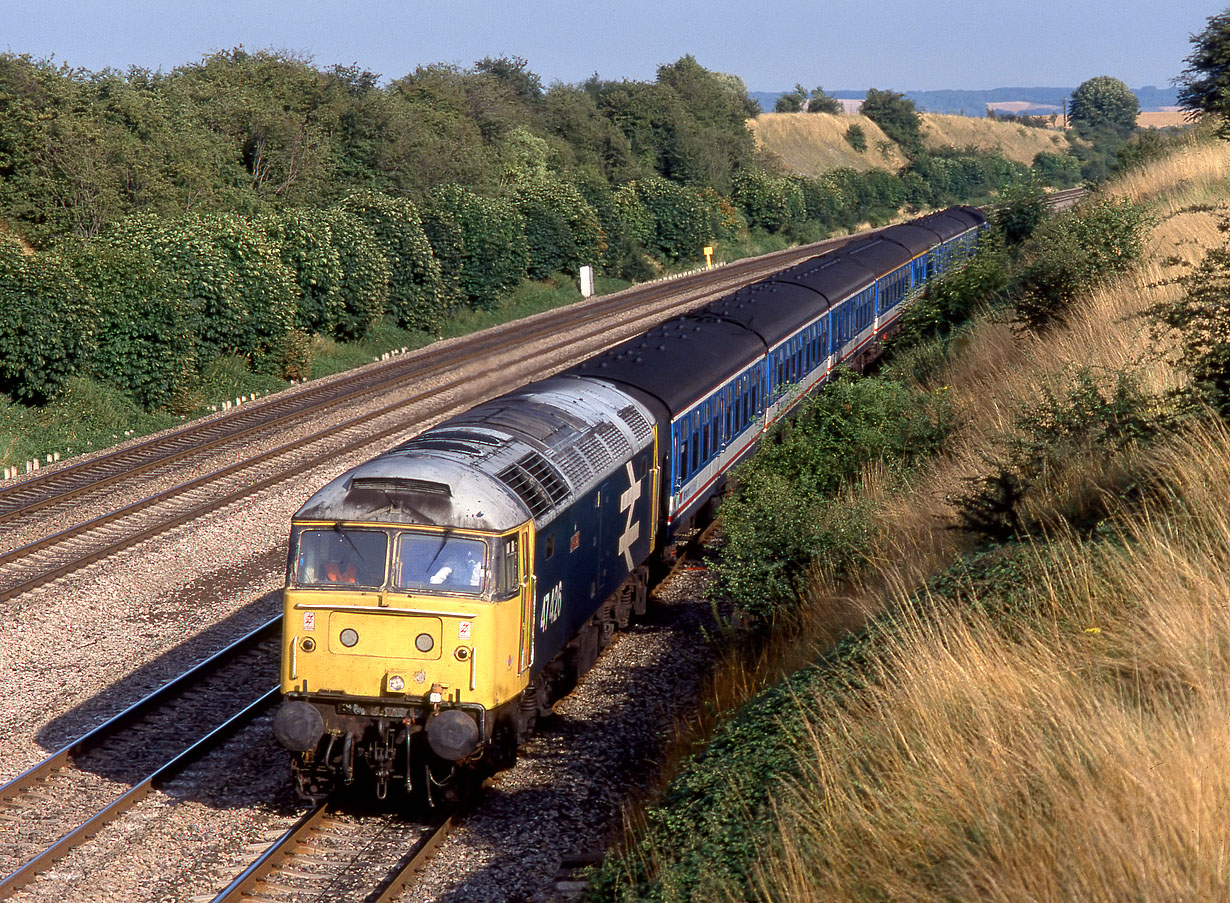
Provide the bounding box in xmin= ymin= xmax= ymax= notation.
xmin=323 ymin=207 xmax=390 ymax=340
xmin=423 ymin=185 xmax=528 ymax=309
xmin=339 ymin=190 xmax=448 ymax=332
xmin=67 ymin=242 xmax=195 ymax=409
xmin=0 ymin=240 xmax=92 ymax=403
xmin=260 ymin=207 xmax=347 ymax=337
xmin=512 ymin=176 xmax=604 ymax=279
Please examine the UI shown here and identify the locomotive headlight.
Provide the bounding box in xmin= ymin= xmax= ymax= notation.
xmin=339 ymin=628 xmax=359 ymax=647
xmin=388 ymin=674 xmax=406 ymax=692
xmin=415 ymin=633 xmax=434 ymax=653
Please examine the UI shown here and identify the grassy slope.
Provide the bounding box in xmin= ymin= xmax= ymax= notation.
xmin=591 ymin=138 xmax=1230 ymax=901
xmin=751 ymin=111 xmax=1074 ymax=177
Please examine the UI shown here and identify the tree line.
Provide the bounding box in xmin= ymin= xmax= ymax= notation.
xmin=0 ymin=50 xmax=1080 ymax=412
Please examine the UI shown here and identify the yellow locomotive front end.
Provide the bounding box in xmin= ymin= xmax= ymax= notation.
xmin=272 ymin=459 xmax=538 ymax=803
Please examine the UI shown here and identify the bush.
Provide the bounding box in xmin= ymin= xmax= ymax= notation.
xmin=1149 ymin=240 xmax=1230 ymax=414
xmin=1014 ymin=196 xmax=1149 ymax=329
xmin=323 ymin=207 xmax=390 ymax=340
xmin=629 ymin=175 xmax=714 ymax=262
xmin=512 ymin=176 xmax=604 ymax=279
xmin=338 ymin=190 xmax=449 ymax=332
xmin=260 ymin=207 xmax=347 ymax=336
xmin=0 ymin=241 xmax=92 ymax=403
xmin=423 ymin=185 xmax=528 ymax=309
xmin=951 ymin=367 xmax=1178 ymax=540
xmin=888 ymin=234 xmax=1011 ymax=358
xmin=993 ymin=177 xmax=1049 ymax=245
xmin=731 ymin=169 xmax=803 ymax=233
xmin=102 ymin=213 xmax=299 ymax=367
xmin=68 ymin=242 xmax=195 ymax=409
xmin=1033 ymin=150 xmax=1083 ymax=188
xmin=844 ymin=123 xmax=867 ymax=152
xmin=710 ymin=372 xmax=953 ymax=618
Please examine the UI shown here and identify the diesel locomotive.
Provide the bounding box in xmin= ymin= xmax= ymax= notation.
xmin=272 ymin=206 xmax=988 ymax=802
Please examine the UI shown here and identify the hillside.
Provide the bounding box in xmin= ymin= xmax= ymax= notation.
xmin=588 ymin=136 xmax=1230 ymax=901
xmin=751 ymin=111 xmax=1073 ymax=177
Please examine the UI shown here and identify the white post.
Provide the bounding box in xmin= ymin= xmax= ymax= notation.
xmin=579 ymin=265 xmax=595 ymax=299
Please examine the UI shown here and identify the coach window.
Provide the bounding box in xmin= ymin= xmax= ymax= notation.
xmin=691 ymin=421 xmax=700 ymax=470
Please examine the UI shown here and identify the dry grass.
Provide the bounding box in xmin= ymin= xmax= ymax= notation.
xmin=749 ymin=113 xmax=910 ymax=175
xmin=1138 ymin=111 xmax=1194 ymax=129
xmin=753 ymin=424 xmax=1230 ymax=902
xmin=921 ymin=113 xmax=1072 ymax=164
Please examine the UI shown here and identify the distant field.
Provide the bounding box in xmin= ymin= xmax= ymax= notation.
xmin=1138 ymin=111 xmax=1191 ymax=129
xmin=751 ymin=111 xmax=1073 ymax=176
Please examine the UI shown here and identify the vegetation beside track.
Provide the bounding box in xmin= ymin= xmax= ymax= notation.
xmin=586 ymin=134 xmax=1230 ymax=902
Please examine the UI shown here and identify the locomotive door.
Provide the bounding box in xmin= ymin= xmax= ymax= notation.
xmin=518 ymin=526 xmax=534 ymax=673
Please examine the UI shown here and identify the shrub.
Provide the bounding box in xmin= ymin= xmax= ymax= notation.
xmin=260 ymin=207 xmax=347 ymax=336
xmin=101 ymin=213 xmax=299 ymax=367
xmin=844 ymin=123 xmax=867 ymax=152
xmin=512 ymin=176 xmax=604 ymax=279
xmin=323 ymin=207 xmax=390 ymax=340
xmin=0 ymin=241 xmax=92 ymax=403
xmin=951 ymin=367 xmax=1178 ymax=540
xmin=710 ymin=372 xmax=953 ymax=619
xmin=423 ymin=185 xmax=528 ymax=309
xmin=993 ymin=177 xmax=1049 ymax=245
xmin=1149 ymin=240 xmax=1230 ymax=414
xmin=1013 ymin=196 xmax=1149 ymax=330
xmin=629 ymin=176 xmax=713 ymax=262
xmin=731 ymin=169 xmax=803 ymax=233
xmin=67 ymin=242 xmax=195 ymax=409
xmin=1033 ymin=150 xmax=1083 ymax=188
xmin=338 ymin=189 xmax=449 ymax=331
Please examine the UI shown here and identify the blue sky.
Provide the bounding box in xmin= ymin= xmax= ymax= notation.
xmin=2 ymin=0 xmax=1220 ymax=92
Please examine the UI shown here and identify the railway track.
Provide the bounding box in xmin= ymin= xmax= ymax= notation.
xmin=0 ymin=620 xmax=281 ymax=898
xmin=212 ymin=805 xmax=456 ymax=903
xmin=0 ymin=234 xmax=871 ymax=605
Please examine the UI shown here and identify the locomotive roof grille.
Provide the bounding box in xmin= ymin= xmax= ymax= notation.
xmin=496 ymin=452 xmax=570 ymax=518
xmin=618 ymin=405 xmax=653 ymax=443
xmin=406 ymin=438 xmax=485 ymax=456
xmin=350 ymin=477 xmax=452 ymax=496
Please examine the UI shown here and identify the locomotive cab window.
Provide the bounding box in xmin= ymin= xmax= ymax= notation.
xmin=394 ymin=532 xmax=488 ymax=595
xmin=495 ymin=535 xmax=520 ymax=598
xmin=293 ymin=528 xmax=388 ymax=588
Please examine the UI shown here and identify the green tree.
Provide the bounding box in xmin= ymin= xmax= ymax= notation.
xmin=860 ymin=88 xmax=923 ymax=156
xmin=807 ymin=86 xmax=842 ymax=114
xmin=1069 ymin=76 xmax=1139 ymax=136
xmin=1179 ymin=10 xmax=1230 ymax=132
xmin=773 ymin=84 xmax=809 ymax=113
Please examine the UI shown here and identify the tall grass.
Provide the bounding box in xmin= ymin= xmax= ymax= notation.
xmin=753 ymin=423 xmax=1230 ymax=902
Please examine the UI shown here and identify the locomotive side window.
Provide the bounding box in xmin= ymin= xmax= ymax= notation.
xmin=294 ymin=528 xmax=388 ymax=588
xmin=395 ymin=533 xmax=488 ymax=595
